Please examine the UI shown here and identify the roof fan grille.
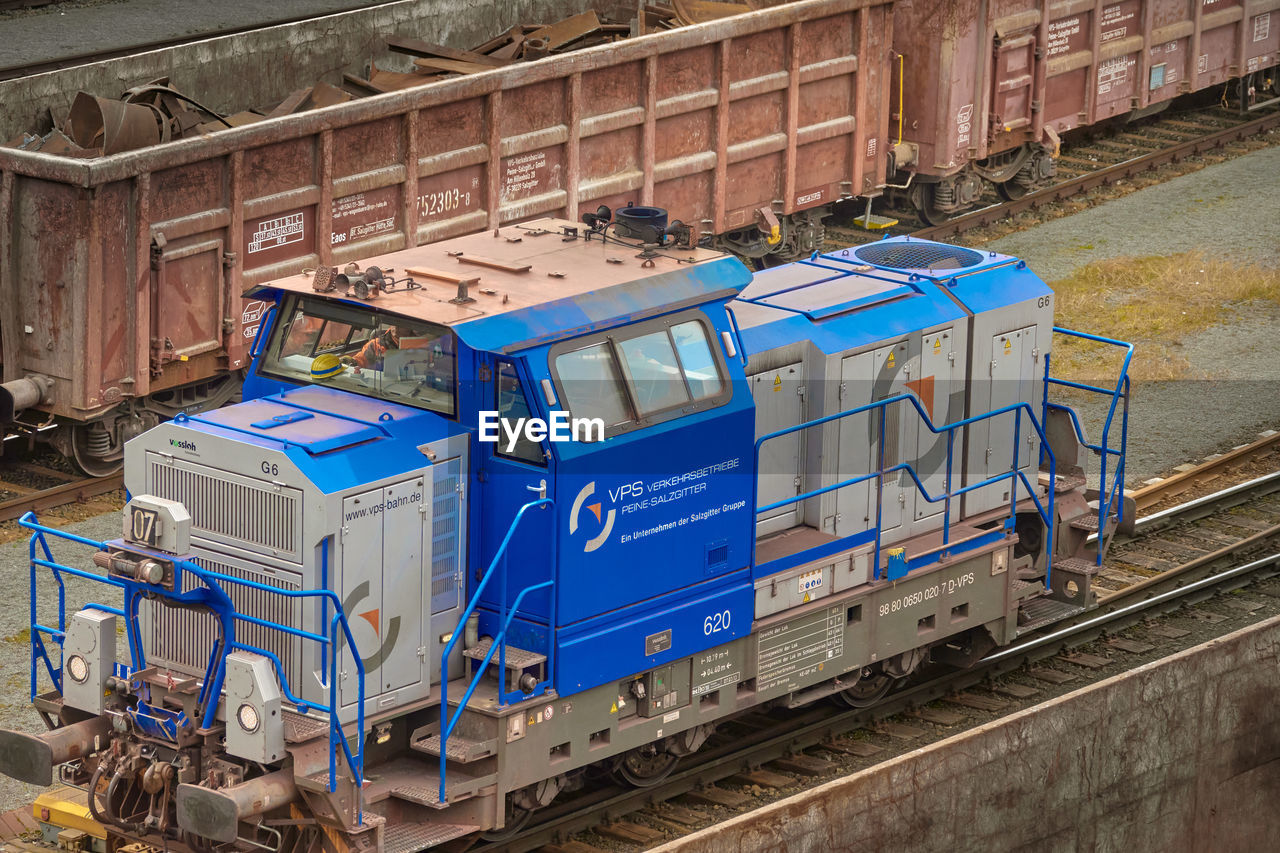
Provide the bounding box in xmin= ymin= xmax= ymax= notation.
xmin=854 ymin=243 xmax=984 ymax=271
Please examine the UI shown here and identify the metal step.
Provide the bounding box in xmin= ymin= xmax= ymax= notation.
xmin=413 ymin=733 xmax=496 ymax=763
xmin=1016 ymin=597 xmax=1086 ymax=634
xmin=1054 ymin=556 xmax=1101 ymax=576
xmin=281 ymin=710 xmax=328 ymax=744
xmin=390 ymin=784 xmax=450 ymax=809
xmin=390 ymin=777 xmax=491 ymax=809
xmin=1068 ymin=513 xmax=1101 ymax=532
xmin=854 ymin=213 xmax=899 ymax=230
xmin=1052 ymin=472 xmax=1087 ymax=494
xmin=462 ymin=638 xmax=546 ymax=669
xmin=1010 ymin=579 xmax=1044 ymax=600
xmin=383 ymin=820 xmax=477 ymax=853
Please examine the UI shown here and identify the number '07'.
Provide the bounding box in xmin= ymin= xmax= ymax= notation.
xmin=703 ymin=610 xmax=731 ymax=635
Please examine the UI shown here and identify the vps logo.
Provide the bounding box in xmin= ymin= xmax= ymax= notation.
xmin=569 ymin=481 xmax=616 ymax=553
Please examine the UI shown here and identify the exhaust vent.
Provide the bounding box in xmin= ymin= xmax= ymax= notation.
xmin=148 ymin=454 xmax=302 ymax=562
xmin=853 ymin=242 xmax=984 ymax=272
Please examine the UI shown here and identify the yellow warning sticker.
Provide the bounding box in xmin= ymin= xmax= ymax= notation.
xmin=528 ymin=714 xmax=536 ymax=727
xmin=802 ymin=592 xmax=811 ymax=603
xmin=610 ymin=702 xmax=618 ymax=714
xmin=1003 ymin=339 xmax=1012 ymax=354
xmin=887 ymin=352 xmax=896 ymax=368
xmin=773 ymin=375 xmax=782 ymax=392
xmin=933 ymin=339 xmax=942 ymax=352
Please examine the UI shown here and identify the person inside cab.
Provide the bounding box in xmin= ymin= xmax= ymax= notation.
xmin=342 ymin=325 xmax=415 ymax=369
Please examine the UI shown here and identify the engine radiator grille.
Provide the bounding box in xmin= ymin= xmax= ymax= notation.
xmin=147 ymin=454 xmax=302 ymax=562
xmin=145 ymin=554 xmax=303 ymax=687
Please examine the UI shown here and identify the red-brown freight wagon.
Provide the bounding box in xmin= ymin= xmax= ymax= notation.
xmin=891 ymin=0 xmax=1279 ymax=221
xmin=0 ymin=0 xmax=894 ymax=473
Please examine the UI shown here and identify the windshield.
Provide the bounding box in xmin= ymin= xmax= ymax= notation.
xmin=258 ymin=294 xmax=456 ymax=416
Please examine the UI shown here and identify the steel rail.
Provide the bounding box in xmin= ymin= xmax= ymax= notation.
xmin=1128 ymin=430 xmax=1280 ymax=513
xmin=1129 ymin=469 xmax=1280 ymax=538
xmin=0 ymin=472 xmax=122 ymax=523
xmin=1088 ymin=465 xmax=1280 ymax=549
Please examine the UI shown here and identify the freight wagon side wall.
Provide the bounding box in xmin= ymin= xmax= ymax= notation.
xmin=0 ymin=0 xmax=893 ymax=422
xmin=1043 ymin=0 xmax=1280 ymax=134
xmin=0 ymin=0 xmax=596 ymax=142
xmin=895 ymin=0 xmax=1280 ymax=178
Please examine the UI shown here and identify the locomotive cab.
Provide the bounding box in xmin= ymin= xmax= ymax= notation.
xmin=113 ymin=218 xmax=756 ymax=723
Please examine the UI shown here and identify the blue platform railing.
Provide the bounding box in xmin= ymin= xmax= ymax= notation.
xmin=20 ymin=513 xmax=367 ymax=818
xmin=1044 ymin=327 xmax=1134 ymax=564
xmin=439 ymin=497 xmax=556 ymax=803
xmin=751 ymin=397 xmax=1058 ymax=587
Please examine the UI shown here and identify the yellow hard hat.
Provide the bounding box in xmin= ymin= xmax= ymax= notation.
xmin=310 ymin=353 xmax=345 ymax=380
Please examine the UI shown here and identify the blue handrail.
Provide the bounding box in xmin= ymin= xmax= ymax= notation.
xmin=1045 ymin=327 xmax=1134 ymax=564
xmin=751 ymin=394 xmax=1058 ymax=587
xmin=439 ymin=497 xmax=555 ymax=803
xmin=20 ymin=513 xmax=367 ymax=819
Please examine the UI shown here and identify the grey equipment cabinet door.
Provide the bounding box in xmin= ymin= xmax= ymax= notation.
xmin=751 ymin=364 xmax=805 ymax=537
xmin=339 ymin=476 xmax=428 ymax=710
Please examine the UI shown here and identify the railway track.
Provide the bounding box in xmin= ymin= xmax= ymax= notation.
xmin=0 ymin=462 xmax=121 ymax=525
xmin=826 ymin=103 xmax=1280 ymax=248
xmin=479 ymin=461 xmax=1280 ymax=853
xmin=1128 ymin=429 xmax=1280 ymax=514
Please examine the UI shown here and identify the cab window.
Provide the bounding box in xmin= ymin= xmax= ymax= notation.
xmin=259 ymin=294 xmax=456 ymax=417
xmin=551 ymin=312 xmax=728 ymax=436
xmin=671 ymin=321 xmax=723 ymax=399
xmin=618 ymin=331 xmax=688 ymax=415
xmin=555 ymin=343 xmax=634 ymax=428
xmin=495 ymin=361 xmax=545 ymax=465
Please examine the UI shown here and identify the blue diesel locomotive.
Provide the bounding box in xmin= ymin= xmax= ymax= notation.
xmin=0 ymin=212 xmax=1131 ymax=851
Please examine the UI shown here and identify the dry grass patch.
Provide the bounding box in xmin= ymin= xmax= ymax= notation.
xmin=1048 ymin=251 xmax=1280 ymax=381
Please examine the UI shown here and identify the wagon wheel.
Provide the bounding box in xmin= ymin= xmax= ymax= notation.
xmin=832 ymin=668 xmax=894 ymax=708
xmin=752 ymin=253 xmax=790 ymax=271
xmin=610 ymin=743 xmax=679 ymax=787
xmin=996 ymin=179 xmax=1029 ymax=202
xmin=70 ymin=424 xmax=123 ymax=477
xmin=913 ymin=184 xmax=953 ymax=227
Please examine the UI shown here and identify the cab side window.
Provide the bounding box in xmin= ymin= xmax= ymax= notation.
xmin=495 ymin=361 xmax=545 ymax=465
xmin=554 ymin=343 xmax=634 ymax=428
xmin=551 ymin=312 xmax=728 ymax=437
xmin=618 ymin=331 xmax=688 ymax=415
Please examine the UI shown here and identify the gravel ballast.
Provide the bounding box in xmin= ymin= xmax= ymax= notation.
xmin=987 ymin=144 xmax=1280 ymax=484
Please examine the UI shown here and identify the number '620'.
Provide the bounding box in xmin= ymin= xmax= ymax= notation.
xmin=703 ymin=610 xmax=731 ymax=635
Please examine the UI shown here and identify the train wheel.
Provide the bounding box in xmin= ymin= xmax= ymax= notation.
xmin=752 ymin=254 xmax=790 ymax=270
xmin=832 ymin=667 xmax=894 ymax=708
xmin=610 ymin=744 xmax=679 ymax=787
xmin=914 ymin=184 xmax=952 ymax=226
xmin=70 ymin=424 xmax=123 ymax=477
xmin=996 ymin=179 xmax=1028 ymax=202
xmin=480 ymin=801 xmax=533 ymax=841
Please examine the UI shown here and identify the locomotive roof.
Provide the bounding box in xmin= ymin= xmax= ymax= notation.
xmin=730 ymin=238 xmax=1050 ymax=357
xmin=255 ymin=218 xmax=751 ymax=353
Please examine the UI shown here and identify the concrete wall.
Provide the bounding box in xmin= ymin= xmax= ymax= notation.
xmin=653 ymin=615 xmax=1280 ymax=853
xmin=1 ymin=0 xmax=596 ymax=140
